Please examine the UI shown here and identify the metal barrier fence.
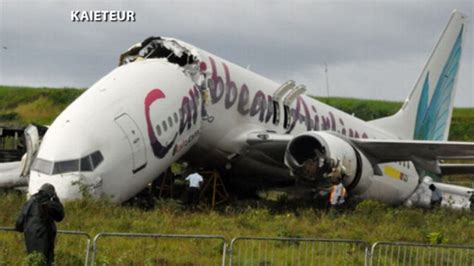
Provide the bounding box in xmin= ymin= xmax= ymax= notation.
xmin=91 ymin=232 xmax=227 ymax=265
xmin=0 ymin=227 xmax=90 ymax=266
xmin=370 ymin=242 xmax=474 ymax=266
xmin=229 ymin=236 xmax=369 ymax=266
xmin=3 ymin=226 xmax=474 ymax=266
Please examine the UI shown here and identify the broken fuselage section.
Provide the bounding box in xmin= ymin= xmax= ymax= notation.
xmin=119 ymin=37 xmax=207 ymax=91
xmin=119 ymin=37 xmax=199 ymax=67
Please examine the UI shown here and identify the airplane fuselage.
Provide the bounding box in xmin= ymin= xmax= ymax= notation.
xmin=28 ymin=38 xmax=421 ymax=204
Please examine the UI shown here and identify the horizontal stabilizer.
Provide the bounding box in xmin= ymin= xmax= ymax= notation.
xmin=349 ymin=138 xmax=474 ymax=174
xmin=350 ymin=139 xmax=474 ymax=161
xmin=440 ymin=164 xmax=474 ymax=175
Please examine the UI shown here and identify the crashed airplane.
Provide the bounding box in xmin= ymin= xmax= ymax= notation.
xmin=16 ymin=10 xmax=473 ymax=208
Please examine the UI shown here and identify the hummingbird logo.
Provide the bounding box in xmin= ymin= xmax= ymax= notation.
xmin=414 ymin=26 xmax=463 ymax=141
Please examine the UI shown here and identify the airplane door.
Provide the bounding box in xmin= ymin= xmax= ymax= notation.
xmin=114 ymin=113 xmax=147 ymax=174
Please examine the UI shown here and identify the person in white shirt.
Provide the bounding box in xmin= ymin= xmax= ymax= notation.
xmin=185 ymin=171 xmax=204 ymax=209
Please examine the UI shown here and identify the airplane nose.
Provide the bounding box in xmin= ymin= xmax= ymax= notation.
xmin=29 ymin=50 xmax=202 ymax=202
xmin=28 ymin=171 xmax=101 ymax=201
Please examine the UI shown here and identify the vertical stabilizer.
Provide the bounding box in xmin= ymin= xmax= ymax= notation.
xmin=371 ymin=10 xmax=465 ymax=140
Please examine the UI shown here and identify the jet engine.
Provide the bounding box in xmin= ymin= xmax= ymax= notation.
xmin=284 ymin=131 xmax=373 ymax=193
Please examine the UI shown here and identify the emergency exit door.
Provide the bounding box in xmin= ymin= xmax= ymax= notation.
xmin=115 ymin=113 xmax=147 ymax=174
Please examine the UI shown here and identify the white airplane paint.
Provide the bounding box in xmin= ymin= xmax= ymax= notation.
xmin=27 ymin=10 xmax=474 ymax=208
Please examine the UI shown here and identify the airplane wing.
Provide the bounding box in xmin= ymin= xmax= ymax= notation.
xmin=245 ymin=131 xmax=474 ymax=175
xmin=245 ymin=132 xmax=293 ymax=164
xmin=0 ymin=161 xmax=27 ymax=188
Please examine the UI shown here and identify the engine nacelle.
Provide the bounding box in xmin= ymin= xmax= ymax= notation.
xmin=284 ymin=131 xmax=373 ymax=193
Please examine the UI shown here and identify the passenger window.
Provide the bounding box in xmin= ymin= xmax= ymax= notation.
xmin=156 ymin=125 xmax=162 ymax=136
xmin=168 ymin=117 xmax=173 ymax=127
xmin=80 ymin=156 xmax=92 ymax=171
xmin=162 ymin=121 xmax=168 ymax=131
xmin=174 ymin=112 xmax=178 ymax=123
xmin=91 ymin=151 xmax=104 ymax=168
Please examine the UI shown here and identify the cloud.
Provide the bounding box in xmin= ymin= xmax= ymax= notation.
xmin=0 ymin=0 xmax=472 ymax=106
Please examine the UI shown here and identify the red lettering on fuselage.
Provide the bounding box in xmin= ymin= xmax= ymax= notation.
xmin=144 ymin=88 xmax=177 ymax=158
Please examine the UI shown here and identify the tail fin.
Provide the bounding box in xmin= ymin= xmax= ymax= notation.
xmin=371 ymin=10 xmax=465 ymax=141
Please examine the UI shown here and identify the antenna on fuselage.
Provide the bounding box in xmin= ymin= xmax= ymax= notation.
xmin=324 ymin=62 xmax=330 ymax=99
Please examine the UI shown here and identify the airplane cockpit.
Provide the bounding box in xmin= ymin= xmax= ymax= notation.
xmin=31 ymin=151 xmax=103 ymax=175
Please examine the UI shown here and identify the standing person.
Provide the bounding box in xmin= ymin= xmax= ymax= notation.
xmin=185 ymin=171 xmax=204 ymax=209
xmin=171 ymin=161 xmax=188 ymax=179
xmin=15 ymin=183 xmax=64 ymax=265
xmin=329 ymin=178 xmax=348 ymax=210
xmin=429 ymin=184 xmax=443 ymax=208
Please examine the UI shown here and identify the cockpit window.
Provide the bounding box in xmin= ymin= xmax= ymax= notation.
xmin=91 ymin=151 xmax=104 ymax=168
xmin=80 ymin=156 xmax=93 ymax=171
xmin=53 ymin=160 xmax=79 ymax=175
xmin=32 ymin=150 xmax=104 ymax=175
xmin=32 ymin=158 xmax=53 ymax=175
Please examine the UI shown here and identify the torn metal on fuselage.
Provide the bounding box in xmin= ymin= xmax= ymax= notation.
xmin=118 ymin=37 xmax=199 ymax=67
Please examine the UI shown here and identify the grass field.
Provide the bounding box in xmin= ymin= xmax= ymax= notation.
xmin=0 ymin=192 xmax=473 ymax=264
xmin=0 ymin=86 xmax=84 ymax=126
xmin=0 ymin=85 xmax=473 ymax=264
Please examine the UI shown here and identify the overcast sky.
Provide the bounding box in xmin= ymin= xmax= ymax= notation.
xmin=0 ymin=0 xmax=473 ymax=106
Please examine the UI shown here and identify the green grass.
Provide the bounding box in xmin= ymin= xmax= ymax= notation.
xmin=0 ymin=192 xmax=473 ymax=264
xmin=316 ymin=97 xmax=403 ymax=121
xmin=0 ymin=85 xmax=84 ymax=125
